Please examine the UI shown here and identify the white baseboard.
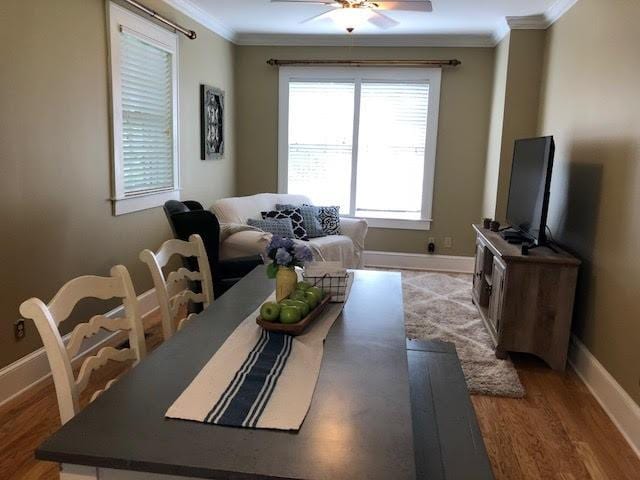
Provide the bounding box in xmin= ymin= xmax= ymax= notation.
xmin=568 ymin=335 xmax=640 ymax=458
xmin=364 ymin=250 xmax=475 ymax=274
xmin=0 ymin=288 xmax=159 ymax=409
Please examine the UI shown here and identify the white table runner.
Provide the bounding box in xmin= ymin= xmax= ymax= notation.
xmin=165 ymin=292 xmax=344 ymax=431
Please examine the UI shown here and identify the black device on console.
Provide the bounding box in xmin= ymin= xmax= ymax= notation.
xmin=501 ymin=136 xmax=555 ymax=254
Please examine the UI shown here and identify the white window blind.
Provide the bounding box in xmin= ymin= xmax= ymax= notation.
xmin=120 ymin=32 xmax=174 ymax=195
xmin=279 ymin=67 xmax=441 ymax=230
xmin=108 ymin=3 xmax=179 ymax=216
xmin=356 ymin=82 xmax=429 ymax=220
xmin=288 ymin=82 xmax=354 ymax=212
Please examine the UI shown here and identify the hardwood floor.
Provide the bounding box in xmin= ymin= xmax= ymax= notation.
xmin=472 ymin=354 xmax=640 ymax=479
xmin=0 ymin=311 xmax=638 ymax=479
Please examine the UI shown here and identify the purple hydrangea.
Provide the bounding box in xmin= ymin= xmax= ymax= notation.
xmin=269 ymin=235 xmax=295 ymax=251
xmin=294 ymin=244 xmax=313 ymax=263
xmin=275 ymin=248 xmax=293 ymax=266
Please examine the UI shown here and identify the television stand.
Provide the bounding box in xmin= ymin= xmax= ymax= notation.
xmin=472 ymin=224 xmax=580 ymax=370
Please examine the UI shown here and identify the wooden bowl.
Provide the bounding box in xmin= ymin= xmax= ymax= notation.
xmin=256 ymin=294 xmax=332 ymax=336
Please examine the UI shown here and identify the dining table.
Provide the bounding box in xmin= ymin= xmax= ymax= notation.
xmin=37 ymin=266 xmax=493 ymax=480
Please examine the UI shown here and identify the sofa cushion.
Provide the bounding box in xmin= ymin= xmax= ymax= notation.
xmin=212 ymin=193 xmax=312 ymax=224
xmin=306 ymin=205 xmax=341 ymax=236
xmin=276 ymin=203 xmax=324 ymax=238
xmin=247 ymin=217 xmax=295 ymax=238
xmin=262 ymin=208 xmax=309 ymax=241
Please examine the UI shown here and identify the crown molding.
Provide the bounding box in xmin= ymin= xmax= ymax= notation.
xmin=162 ymin=0 xmax=237 ymax=42
xmin=492 ymin=0 xmax=580 ymax=44
xmin=545 ymin=0 xmax=580 ymax=26
xmin=235 ymin=33 xmax=495 ymax=48
xmin=505 ymin=14 xmax=549 ymax=30
xmin=162 ymin=0 xmax=580 ymax=48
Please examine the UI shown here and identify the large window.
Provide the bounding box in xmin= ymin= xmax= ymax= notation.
xmin=278 ymin=67 xmax=441 ymax=230
xmin=108 ymin=2 xmax=179 ymax=215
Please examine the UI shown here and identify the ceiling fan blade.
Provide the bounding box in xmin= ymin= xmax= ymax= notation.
xmin=373 ymin=1 xmax=433 ymax=12
xmin=300 ymin=8 xmax=338 ymax=24
xmin=271 ymin=0 xmax=338 ymax=4
xmin=367 ymin=11 xmax=399 ymax=29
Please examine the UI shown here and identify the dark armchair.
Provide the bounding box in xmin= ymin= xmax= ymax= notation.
xmin=163 ymin=200 xmax=263 ymax=297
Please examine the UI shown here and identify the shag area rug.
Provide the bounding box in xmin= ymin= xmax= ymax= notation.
xmin=394 ymin=269 xmax=525 ymax=398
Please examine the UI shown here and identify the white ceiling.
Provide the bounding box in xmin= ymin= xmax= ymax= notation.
xmin=166 ymin=0 xmax=577 ymax=45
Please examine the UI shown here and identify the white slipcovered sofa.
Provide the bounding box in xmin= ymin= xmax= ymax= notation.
xmin=211 ymin=193 xmax=368 ymax=268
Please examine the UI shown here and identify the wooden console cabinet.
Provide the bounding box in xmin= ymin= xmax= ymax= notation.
xmin=471 ymin=224 xmax=580 ymax=370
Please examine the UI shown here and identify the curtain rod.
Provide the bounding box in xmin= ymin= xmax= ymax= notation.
xmin=266 ymin=59 xmax=461 ymax=67
xmin=122 ymin=0 xmax=196 ymax=39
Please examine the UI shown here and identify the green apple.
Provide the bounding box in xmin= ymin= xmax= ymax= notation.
xmin=289 ymin=290 xmax=307 ymax=302
xmin=307 ymin=286 xmax=324 ymax=302
xmin=304 ymin=291 xmax=319 ymax=309
xmin=280 ymin=306 xmax=302 ymax=324
xmin=288 ymin=300 xmax=310 ymax=317
xmin=260 ymin=302 xmax=281 ymax=322
xmin=296 ymin=281 xmax=312 ymax=291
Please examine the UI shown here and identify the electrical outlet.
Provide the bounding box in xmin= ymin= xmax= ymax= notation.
xmin=427 ymin=237 xmax=436 ymax=254
xmin=444 ymin=237 xmax=453 ymax=248
xmin=14 ymin=319 xmax=26 ymax=340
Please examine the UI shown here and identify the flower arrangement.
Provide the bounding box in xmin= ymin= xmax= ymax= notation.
xmin=265 ymin=236 xmax=313 ymax=278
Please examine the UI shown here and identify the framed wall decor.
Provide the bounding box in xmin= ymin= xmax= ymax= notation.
xmin=200 ymin=84 xmax=224 ymax=160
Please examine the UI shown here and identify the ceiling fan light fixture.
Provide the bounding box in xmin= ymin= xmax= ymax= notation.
xmin=331 ymin=7 xmax=372 ymax=32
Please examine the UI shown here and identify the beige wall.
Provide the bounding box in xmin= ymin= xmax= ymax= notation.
xmin=235 ymin=46 xmax=494 ymax=256
xmin=495 ymin=30 xmax=546 ymax=221
xmin=0 ymin=0 xmax=236 ymax=369
xmin=482 ymin=34 xmax=510 ymax=218
xmin=483 ymin=30 xmax=546 ymax=221
xmin=538 ymin=0 xmax=640 ymax=404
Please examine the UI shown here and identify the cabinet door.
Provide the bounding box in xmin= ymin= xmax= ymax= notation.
xmin=472 ymin=241 xmax=485 ymax=301
xmin=488 ymin=257 xmax=506 ymax=334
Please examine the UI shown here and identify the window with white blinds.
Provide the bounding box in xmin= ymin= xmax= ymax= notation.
xmin=108 ymin=3 xmax=179 ymax=215
xmin=279 ymin=67 xmax=441 ymax=230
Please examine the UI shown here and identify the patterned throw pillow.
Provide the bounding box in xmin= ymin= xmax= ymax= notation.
xmin=261 ymin=208 xmax=309 ymax=241
xmin=247 ymin=218 xmax=295 ymax=238
xmin=305 ymin=204 xmax=341 ymax=236
xmin=276 ymin=204 xmax=324 ymax=238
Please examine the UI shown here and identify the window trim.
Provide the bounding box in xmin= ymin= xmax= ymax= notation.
xmin=107 ymin=2 xmax=180 ymax=216
xmin=277 ymin=66 xmax=441 ymax=231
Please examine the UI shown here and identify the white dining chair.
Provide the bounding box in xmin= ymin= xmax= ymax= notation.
xmin=19 ymin=265 xmax=146 ymax=425
xmin=140 ymin=234 xmax=213 ymax=340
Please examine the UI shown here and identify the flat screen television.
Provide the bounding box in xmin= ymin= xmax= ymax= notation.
xmin=505 ymin=136 xmax=555 ymax=245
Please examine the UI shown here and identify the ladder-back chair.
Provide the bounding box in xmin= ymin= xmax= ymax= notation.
xmin=139 ymin=234 xmax=213 ymax=340
xmin=19 ymin=265 xmax=146 ymax=424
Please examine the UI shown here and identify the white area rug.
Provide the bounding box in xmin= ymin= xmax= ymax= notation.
xmin=396 ymin=269 xmax=525 ymax=398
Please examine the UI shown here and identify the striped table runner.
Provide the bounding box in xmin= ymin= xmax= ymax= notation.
xmin=165 ymin=292 xmax=345 ymax=431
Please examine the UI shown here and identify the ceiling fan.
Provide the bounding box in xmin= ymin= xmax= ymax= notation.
xmin=270 ymin=0 xmax=433 ymax=33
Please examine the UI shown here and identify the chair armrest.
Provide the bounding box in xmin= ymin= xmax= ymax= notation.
xmin=220 ymin=230 xmax=271 ymax=260
xmin=340 ymin=217 xmax=369 ymax=252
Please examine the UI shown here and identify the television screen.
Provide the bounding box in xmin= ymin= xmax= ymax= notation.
xmin=505 ymin=136 xmax=555 ymax=244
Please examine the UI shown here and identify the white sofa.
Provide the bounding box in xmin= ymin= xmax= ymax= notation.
xmin=212 ymin=193 xmax=368 ymax=268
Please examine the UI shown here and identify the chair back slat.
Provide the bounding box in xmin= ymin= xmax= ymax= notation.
xmin=170 ymin=290 xmax=206 ymax=320
xmin=19 ymin=265 xmax=145 ymax=424
xmin=166 ymin=267 xmax=203 ymax=286
xmin=153 ymin=238 xmax=200 ymax=268
xmin=140 ymin=234 xmax=213 ymax=340
xmin=66 ymin=315 xmax=131 ymax=358
xmin=47 ymin=275 xmax=126 ymax=325
xmin=75 ymin=346 xmax=137 ymax=392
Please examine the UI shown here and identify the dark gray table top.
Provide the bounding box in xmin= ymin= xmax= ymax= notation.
xmin=38 ymin=267 xmax=416 ymax=480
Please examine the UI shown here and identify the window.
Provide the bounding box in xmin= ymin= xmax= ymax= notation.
xmin=108 ymin=3 xmax=179 ymax=215
xmin=278 ymin=67 xmax=441 ymax=230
